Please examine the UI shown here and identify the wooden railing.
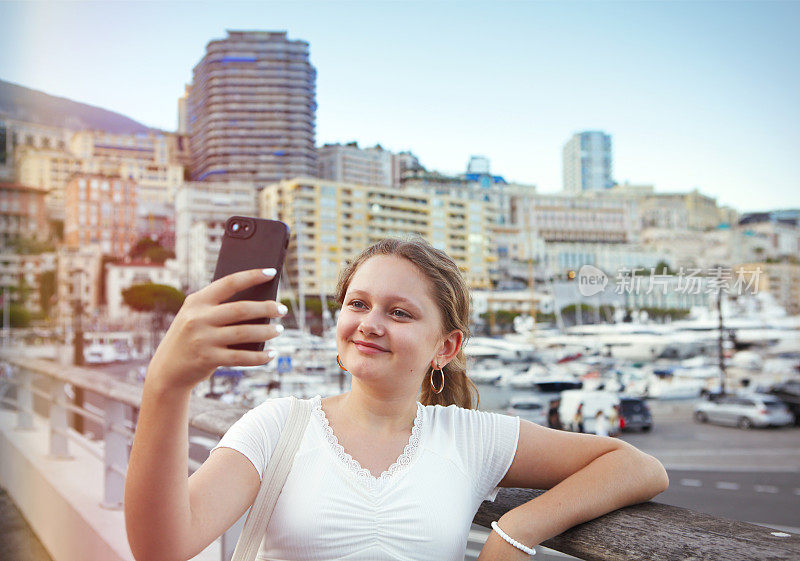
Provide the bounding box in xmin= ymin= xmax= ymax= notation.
xmin=1 ymin=354 xmax=799 ymax=561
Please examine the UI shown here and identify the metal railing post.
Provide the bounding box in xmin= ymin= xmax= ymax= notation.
xmin=101 ymin=398 xmax=127 ymax=509
xmin=15 ymin=366 xmax=34 ymax=430
xmin=48 ymin=378 xmax=72 ymax=459
xmin=220 ymin=510 xmax=248 ymax=561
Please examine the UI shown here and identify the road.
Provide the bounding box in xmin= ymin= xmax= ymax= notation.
xmin=619 ymin=399 xmax=800 ymax=532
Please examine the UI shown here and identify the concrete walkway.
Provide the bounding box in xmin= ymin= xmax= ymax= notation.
xmin=0 ymin=486 xmax=53 ymax=561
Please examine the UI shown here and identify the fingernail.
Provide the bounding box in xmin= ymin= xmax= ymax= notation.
xmin=266 ymin=349 xmax=277 ymax=359
xmin=262 ymin=268 xmax=277 ymax=277
xmin=277 ymin=303 xmax=288 ymax=315
xmin=275 ymin=324 xmax=284 ymax=334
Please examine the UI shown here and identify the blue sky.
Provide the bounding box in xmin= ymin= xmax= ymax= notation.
xmin=1 ymin=0 xmax=798 ymax=212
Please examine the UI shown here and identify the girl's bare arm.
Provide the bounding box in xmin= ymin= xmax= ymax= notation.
xmin=124 ymin=268 xmax=285 ymax=561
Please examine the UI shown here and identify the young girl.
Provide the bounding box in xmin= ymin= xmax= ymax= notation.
xmin=125 ymin=237 xmax=668 ymax=561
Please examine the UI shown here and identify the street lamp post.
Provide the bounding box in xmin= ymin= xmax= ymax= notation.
xmin=71 ymin=269 xmax=84 ymax=367
xmin=70 ymin=268 xmax=85 ymax=434
xmin=717 ymin=287 xmax=726 ymax=395
xmin=714 ymin=266 xmax=727 ymax=395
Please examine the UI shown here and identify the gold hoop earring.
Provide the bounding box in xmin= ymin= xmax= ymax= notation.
xmin=336 ymin=354 xmax=348 ymax=372
xmin=430 ymin=365 xmax=445 ymax=394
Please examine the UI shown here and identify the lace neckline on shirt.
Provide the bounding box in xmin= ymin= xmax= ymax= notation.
xmin=311 ymin=394 xmax=424 ymax=484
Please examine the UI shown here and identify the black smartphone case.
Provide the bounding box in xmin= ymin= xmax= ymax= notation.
xmin=212 ymin=216 xmax=291 ymax=352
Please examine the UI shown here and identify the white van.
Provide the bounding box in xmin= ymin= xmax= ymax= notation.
xmin=84 ymin=343 xmax=117 ymax=364
xmin=558 ymin=390 xmax=620 ymax=434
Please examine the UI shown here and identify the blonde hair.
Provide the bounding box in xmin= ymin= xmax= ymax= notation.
xmin=335 ymin=236 xmax=480 ymax=409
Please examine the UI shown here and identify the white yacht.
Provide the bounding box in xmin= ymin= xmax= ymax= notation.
xmin=503 ymin=363 xmax=583 ymax=392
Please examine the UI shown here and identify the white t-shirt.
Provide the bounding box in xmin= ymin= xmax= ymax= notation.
xmin=211 ymin=394 xmax=520 ymax=561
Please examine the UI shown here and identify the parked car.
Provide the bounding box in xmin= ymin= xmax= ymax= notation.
xmin=765 ymin=381 xmax=800 ymax=426
xmin=619 ymin=397 xmax=652 ymax=432
xmin=693 ymin=393 xmax=794 ymax=429
xmin=504 ymin=396 xmax=548 ymax=426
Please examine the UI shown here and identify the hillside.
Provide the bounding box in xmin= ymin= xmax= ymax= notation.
xmin=0 ymin=79 xmax=156 ymax=133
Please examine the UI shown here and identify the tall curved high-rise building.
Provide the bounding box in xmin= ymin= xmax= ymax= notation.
xmin=187 ymin=30 xmax=317 ymax=184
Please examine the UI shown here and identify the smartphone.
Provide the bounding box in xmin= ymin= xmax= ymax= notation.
xmin=212 ymin=216 xmax=291 ymax=352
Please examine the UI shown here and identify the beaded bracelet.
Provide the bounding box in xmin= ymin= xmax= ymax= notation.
xmin=491 ymin=521 xmax=537 ymax=556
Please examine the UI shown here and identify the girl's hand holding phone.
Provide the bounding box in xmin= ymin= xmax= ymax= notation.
xmin=145 ymin=267 xmax=287 ymax=394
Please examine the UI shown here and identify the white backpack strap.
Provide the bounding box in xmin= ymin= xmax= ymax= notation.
xmin=231 ymin=395 xmax=313 ymax=561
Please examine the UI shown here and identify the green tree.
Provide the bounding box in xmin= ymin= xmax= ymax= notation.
xmin=277 ymin=296 xmax=340 ymax=334
xmin=5 ymin=304 xmax=31 ymax=328
xmin=129 ymin=237 xmax=175 ymax=264
xmin=0 ymin=289 xmax=31 ymax=328
xmin=559 ymin=303 xmax=598 ymax=324
xmin=121 ymin=283 xmax=185 ymax=315
xmin=8 ymin=236 xmax=56 ymax=255
xmin=535 ymin=312 xmax=555 ymax=324
xmin=3 ymin=275 xmax=34 ymax=308
xmin=122 ymin=283 xmax=186 ymax=355
xmin=637 ymin=306 xmax=691 ymax=321
xmin=653 ymin=260 xmax=674 ymax=275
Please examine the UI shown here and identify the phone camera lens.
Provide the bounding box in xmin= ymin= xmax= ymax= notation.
xmin=232 ymin=223 xmax=240 ymax=232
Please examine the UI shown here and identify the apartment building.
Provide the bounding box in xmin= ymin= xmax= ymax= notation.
xmin=402 ymin=174 xmax=536 ymax=289
xmin=177 ymin=85 xmax=191 ymax=135
xmin=735 ymin=262 xmax=800 ymax=315
xmin=0 ymin=116 xmax=73 ymax=182
xmin=318 ymin=142 xmax=392 ymax=187
xmin=511 ymin=191 xmax=639 ymax=245
xmin=137 ymin=200 xmax=176 ymax=252
xmin=467 ymin=156 xmax=491 ymax=175
xmin=56 ymin=245 xmax=104 ymax=327
xmin=16 ymin=130 xmax=185 ymax=218
xmin=562 ymin=131 xmax=614 ymax=193
xmin=741 ymin=209 xmax=800 ymax=228
xmin=643 ymin=189 xmax=723 ymax=231
xmin=105 ymin=259 xmax=181 ymax=319
xmin=0 ymin=251 xmax=56 ymax=314
xmin=69 ymin=130 xmax=184 ymax=205
xmin=64 ymin=174 xmax=138 ymax=258
xmin=318 ymin=142 xmax=422 ymax=188
xmin=0 ymin=182 xmax=50 ymax=250
xmin=640 ymin=226 xmax=778 ymax=270
xmin=174 ymin=181 xmax=257 ymax=292
xmin=542 ymin=242 xmax=664 ymax=278
xmin=741 ymin=221 xmax=800 ymax=261
xmin=15 ymin=145 xmax=83 ymax=214
xmin=604 ymin=183 xmax=726 ymax=231
xmin=166 ymin=132 xmax=192 ymax=170
xmin=259 ymin=177 xmax=498 ymax=297
xmin=187 ymin=30 xmax=318 ymax=184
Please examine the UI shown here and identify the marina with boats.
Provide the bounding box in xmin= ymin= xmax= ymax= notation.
xmin=181 ymin=291 xmax=800 ymax=426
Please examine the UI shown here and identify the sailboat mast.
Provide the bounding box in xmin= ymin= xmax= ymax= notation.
xmin=294 ymin=198 xmax=306 ymax=335
xmin=526 ymin=196 xmax=536 ymax=341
